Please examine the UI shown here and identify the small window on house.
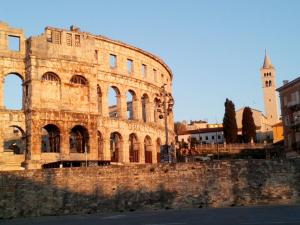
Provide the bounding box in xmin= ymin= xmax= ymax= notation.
xmin=127 ymin=59 xmax=133 ymax=73
xmin=142 ymin=64 xmax=147 ymax=77
xmin=66 ymin=33 xmax=72 ymax=46
xmin=110 ymin=54 xmax=117 ymax=68
xmin=205 ymin=136 xmax=208 ymax=140
xmin=52 ymin=31 xmax=61 ymax=44
xmin=218 ymin=135 xmax=221 ymax=139
xmin=212 ymin=136 xmax=215 ymax=140
xmin=8 ymin=35 xmax=20 ymax=51
xmin=199 ymin=136 xmax=202 ymax=141
xmin=153 ymin=69 xmax=157 ymax=82
xmin=75 ymin=34 xmax=80 ymax=46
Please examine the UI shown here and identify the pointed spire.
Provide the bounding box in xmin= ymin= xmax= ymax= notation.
xmin=262 ymin=49 xmax=274 ymax=69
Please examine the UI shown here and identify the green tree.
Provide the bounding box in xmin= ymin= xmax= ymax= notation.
xmin=222 ymin=98 xmax=238 ymax=143
xmin=242 ymin=107 xmax=256 ymax=143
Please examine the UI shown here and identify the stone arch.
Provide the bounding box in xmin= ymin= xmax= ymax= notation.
xmin=97 ymin=85 xmax=102 ymax=115
xmin=110 ymin=131 xmax=123 ymax=162
xmin=41 ymin=124 xmax=60 ymax=153
xmin=129 ymin=133 xmax=139 ymax=162
xmin=41 ymin=72 xmax=61 ymax=103
xmin=127 ymin=89 xmax=137 ymax=120
xmin=108 ymin=86 xmax=121 ymax=118
xmin=69 ymin=125 xmax=89 ymax=153
xmin=144 ymin=135 xmax=153 ymax=163
xmin=141 ymin=93 xmax=150 ymax=122
xmin=156 ymin=137 xmax=162 ymax=163
xmin=70 ymin=75 xmax=88 ymax=85
xmin=3 ymin=73 xmax=24 ymax=110
xmin=97 ymin=130 xmax=103 ymax=160
xmin=4 ymin=125 xmax=26 ymax=154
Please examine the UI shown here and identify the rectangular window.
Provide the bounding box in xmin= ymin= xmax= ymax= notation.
xmin=110 ymin=54 xmax=117 ymax=68
xmin=94 ymin=50 xmax=98 ymax=61
xmin=218 ymin=135 xmax=221 ymax=139
xmin=142 ymin=64 xmax=147 ymax=78
xmin=205 ymin=136 xmax=208 ymax=140
xmin=127 ymin=59 xmax=133 ymax=73
xmin=8 ymin=35 xmax=20 ymax=51
xmin=66 ymin=33 xmax=72 ymax=46
xmin=153 ymin=69 xmax=157 ymax=82
xmin=212 ymin=136 xmax=215 ymax=140
xmin=75 ymin=34 xmax=80 ymax=46
xmin=52 ymin=31 xmax=61 ymax=44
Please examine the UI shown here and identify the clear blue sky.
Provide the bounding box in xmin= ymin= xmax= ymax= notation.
xmin=1 ymin=0 xmax=300 ymax=122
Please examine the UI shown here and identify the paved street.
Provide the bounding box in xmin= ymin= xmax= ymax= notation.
xmin=1 ymin=205 xmax=300 ymax=225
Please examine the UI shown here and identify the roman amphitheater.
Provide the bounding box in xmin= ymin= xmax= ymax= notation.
xmin=0 ymin=22 xmax=175 ymax=170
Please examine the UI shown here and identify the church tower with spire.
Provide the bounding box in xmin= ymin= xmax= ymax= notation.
xmin=260 ymin=50 xmax=279 ymax=126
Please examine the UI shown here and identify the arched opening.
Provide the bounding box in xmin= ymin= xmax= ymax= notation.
xmin=108 ymin=86 xmax=120 ymax=118
xmin=97 ymin=131 xmax=103 ymax=160
xmin=141 ymin=93 xmax=149 ymax=122
xmin=265 ymin=80 xmax=268 ymax=87
xmin=41 ymin=124 xmax=60 ymax=153
xmin=268 ymin=80 xmax=272 ymax=87
xmin=129 ymin=133 xmax=139 ymax=162
xmin=144 ymin=135 xmax=152 ymax=163
xmin=69 ymin=125 xmax=89 ymax=153
xmin=4 ymin=73 xmax=23 ymax=110
xmin=3 ymin=125 xmax=25 ymax=154
xmin=110 ymin=132 xmax=122 ymax=162
xmin=127 ymin=90 xmax=136 ymax=120
xmin=42 ymin=72 xmax=60 ymax=83
xmin=70 ymin=75 xmax=88 ymax=85
xmin=156 ymin=138 xmax=162 ymax=163
xmin=97 ymin=85 xmax=102 ymax=115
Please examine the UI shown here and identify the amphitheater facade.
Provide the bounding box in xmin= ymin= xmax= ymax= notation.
xmin=0 ymin=22 xmax=174 ymax=170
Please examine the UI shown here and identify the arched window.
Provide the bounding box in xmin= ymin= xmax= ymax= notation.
xmin=3 ymin=125 xmax=25 ymax=154
xmin=269 ymin=80 xmax=272 ymax=86
xmin=70 ymin=75 xmax=88 ymax=85
xmin=144 ymin=135 xmax=152 ymax=163
xmin=110 ymin=132 xmax=122 ymax=162
xmin=4 ymin=73 xmax=23 ymax=110
xmin=69 ymin=125 xmax=89 ymax=153
xmin=129 ymin=133 xmax=139 ymax=162
xmin=42 ymin=72 xmax=60 ymax=83
xmin=108 ymin=86 xmax=121 ymax=118
xmin=41 ymin=124 xmax=60 ymax=153
xmin=265 ymin=80 xmax=269 ymax=87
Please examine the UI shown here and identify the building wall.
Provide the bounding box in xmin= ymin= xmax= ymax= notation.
xmin=278 ymin=79 xmax=300 ymax=158
xmin=0 ymin=22 xmax=175 ymax=169
xmin=0 ymin=160 xmax=299 ymax=218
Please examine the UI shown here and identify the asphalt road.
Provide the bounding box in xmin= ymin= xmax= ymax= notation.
xmin=1 ymin=205 xmax=300 ymax=225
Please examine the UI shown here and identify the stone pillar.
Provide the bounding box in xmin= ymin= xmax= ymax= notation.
xmin=102 ymin=136 xmax=111 ymax=161
xmin=152 ymin=143 xmax=157 ymax=164
xmin=147 ymin=100 xmax=154 ymax=122
xmin=139 ymin=141 xmax=145 ymax=163
xmin=88 ymin=128 xmax=98 ymax=160
xmin=120 ymin=93 xmax=127 ymax=119
xmin=60 ymin=128 xmax=69 ymax=161
xmin=133 ymin=95 xmax=142 ymax=120
xmin=120 ymin=138 xmax=129 ymax=163
xmin=101 ymin=91 xmax=109 ymax=117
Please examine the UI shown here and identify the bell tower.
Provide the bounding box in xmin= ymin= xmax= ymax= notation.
xmin=260 ymin=50 xmax=279 ymax=126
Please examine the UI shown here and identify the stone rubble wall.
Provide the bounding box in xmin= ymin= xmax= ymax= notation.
xmin=0 ymin=160 xmax=299 ymax=219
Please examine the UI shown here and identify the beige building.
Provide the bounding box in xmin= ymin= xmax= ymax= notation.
xmin=0 ymin=22 xmax=175 ymax=170
xmin=277 ymin=77 xmax=300 ymax=158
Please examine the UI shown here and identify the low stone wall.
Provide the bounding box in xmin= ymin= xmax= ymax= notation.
xmin=0 ymin=160 xmax=300 ymax=218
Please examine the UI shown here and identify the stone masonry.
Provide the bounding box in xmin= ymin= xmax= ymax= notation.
xmin=0 ymin=160 xmax=299 ymax=218
xmin=0 ymin=21 xmax=175 ymax=170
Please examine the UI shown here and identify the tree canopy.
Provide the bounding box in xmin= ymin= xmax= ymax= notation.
xmin=242 ymin=107 xmax=256 ymax=143
xmin=222 ymin=98 xmax=238 ymax=143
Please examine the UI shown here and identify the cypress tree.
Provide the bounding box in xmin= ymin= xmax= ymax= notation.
xmin=242 ymin=107 xmax=256 ymax=143
xmin=222 ymin=98 xmax=238 ymax=143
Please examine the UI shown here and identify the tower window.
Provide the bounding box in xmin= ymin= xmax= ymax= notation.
xmin=265 ymin=81 xmax=268 ymax=87
xmin=269 ymin=80 xmax=272 ymax=86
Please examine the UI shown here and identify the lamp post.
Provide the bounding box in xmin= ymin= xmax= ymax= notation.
xmin=155 ymin=84 xmax=174 ymax=163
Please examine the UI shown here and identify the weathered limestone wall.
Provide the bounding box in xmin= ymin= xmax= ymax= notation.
xmin=0 ymin=160 xmax=299 ymax=218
